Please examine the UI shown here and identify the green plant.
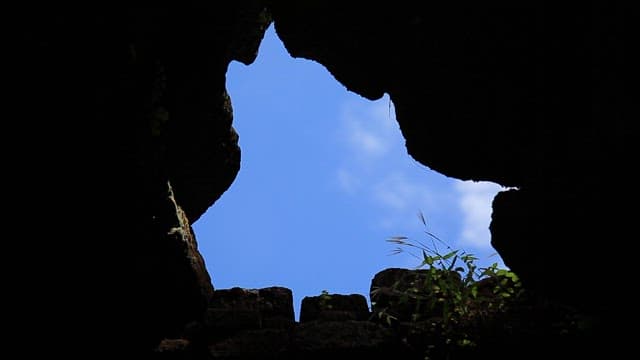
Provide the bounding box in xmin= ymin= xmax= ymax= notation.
xmin=377 ymin=212 xmax=524 ymax=359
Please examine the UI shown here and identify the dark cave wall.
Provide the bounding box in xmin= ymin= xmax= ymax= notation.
xmin=269 ymin=1 xmax=630 ymax=315
xmin=16 ymin=2 xmax=271 ymax=353
xmin=94 ymin=3 xmax=272 ymax=349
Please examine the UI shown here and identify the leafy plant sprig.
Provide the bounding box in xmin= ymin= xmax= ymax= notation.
xmin=377 ymin=212 xmax=524 ymax=358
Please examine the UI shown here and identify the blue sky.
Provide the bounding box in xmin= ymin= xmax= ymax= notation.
xmin=192 ymin=25 xmax=506 ymax=319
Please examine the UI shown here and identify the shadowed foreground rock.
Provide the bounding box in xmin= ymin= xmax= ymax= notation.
xmin=299 ymin=293 xmax=369 ymax=323
xmin=153 ymin=268 xmax=591 ymax=360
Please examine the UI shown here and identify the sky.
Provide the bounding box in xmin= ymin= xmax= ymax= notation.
xmin=192 ymin=25 xmax=506 ymax=319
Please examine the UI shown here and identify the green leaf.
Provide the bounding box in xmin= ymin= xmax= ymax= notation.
xmin=447 ymin=255 xmax=458 ymax=271
xmin=506 ymin=272 xmax=520 ymax=282
xmin=443 ymin=250 xmax=458 ymax=260
xmin=480 ymin=268 xmax=493 ymax=277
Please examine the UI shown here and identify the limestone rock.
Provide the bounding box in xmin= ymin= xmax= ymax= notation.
xmin=205 ymin=287 xmax=295 ymax=340
xmin=291 ymin=321 xmax=410 ymax=358
xmin=299 ymin=293 xmax=369 ymax=323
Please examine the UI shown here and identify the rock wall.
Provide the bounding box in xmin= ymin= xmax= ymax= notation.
xmin=14 ymin=2 xmax=271 ymax=354
xmin=154 ymin=270 xmax=586 ymax=359
xmin=270 ymin=0 xmax=630 ymax=332
xmin=13 ymin=1 xmax=629 ymax=356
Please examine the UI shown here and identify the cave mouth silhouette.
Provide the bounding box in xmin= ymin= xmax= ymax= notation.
xmin=192 ymin=25 xmax=505 ymax=320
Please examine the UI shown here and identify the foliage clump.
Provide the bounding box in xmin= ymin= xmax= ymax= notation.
xmin=371 ymin=212 xmax=527 ymax=359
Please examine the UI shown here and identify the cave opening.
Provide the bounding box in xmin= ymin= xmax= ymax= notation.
xmin=192 ymin=24 xmax=505 ymax=320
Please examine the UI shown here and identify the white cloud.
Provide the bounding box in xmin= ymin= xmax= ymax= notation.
xmin=339 ymin=97 xmax=400 ymax=161
xmin=332 ymin=96 xmax=510 ymax=268
xmin=335 ymin=96 xmax=459 ymax=232
xmin=336 ymin=168 xmax=360 ymax=194
xmin=372 ymin=172 xmax=436 ymax=212
xmin=348 ymin=121 xmax=387 ymax=156
xmin=454 ymin=180 xmax=503 ymax=249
